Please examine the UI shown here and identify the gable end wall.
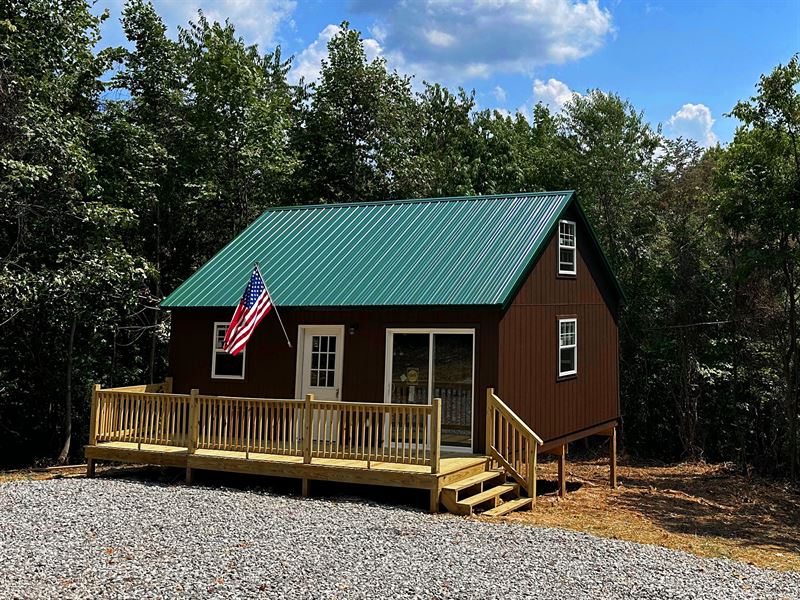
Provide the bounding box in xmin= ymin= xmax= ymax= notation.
xmin=497 ymin=204 xmax=620 ymax=444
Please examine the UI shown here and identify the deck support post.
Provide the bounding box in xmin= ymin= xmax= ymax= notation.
xmin=86 ymin=458 xmax=96 ymax=478
xmin=303 ymin=394 xmax=314 ymax=464
xmin=557 ymin=444 xmax=567 ymax=498
xmin=610 ymin=426 xmax=617 ymax=489
xmin=430 ymin=398 xmax=441 ymax=475
xmin=527 ymin=440 xmax=537 ymax=507
xmin=429 ymin=485 xmax=440 ymax=513
xmin=301 ymin=478 xmax=310 ymax=497
xmin=186 ymin=388 xmax=199 ymax=485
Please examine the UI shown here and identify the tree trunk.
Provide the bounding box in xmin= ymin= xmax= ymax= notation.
xmin=57 ymin=316 xmax=77 ymax=464
xmin=781 ymin=250 xmax=799 ymax=479
xmin=148 ymin=309 xmax=158 ymax=384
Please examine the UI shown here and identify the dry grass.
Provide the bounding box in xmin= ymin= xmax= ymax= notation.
xmin=488 ymin=458 xmax=800 ymax=573
xmin=0 ymin=464 xmax=137 ymax=483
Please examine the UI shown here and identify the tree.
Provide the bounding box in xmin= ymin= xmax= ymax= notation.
xmin=716 ymin=55 xmax=800 ymax=475
xmin=179 ymin=12 xmax=299 ymax=251
xmin=294 ymin=22 xmax=414 ymax=202
xmin=0 ymin=0 xmax=149 ymax=463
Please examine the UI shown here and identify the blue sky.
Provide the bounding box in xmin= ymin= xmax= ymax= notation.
xmin=95 ymin=0 xmax=800 ymax=146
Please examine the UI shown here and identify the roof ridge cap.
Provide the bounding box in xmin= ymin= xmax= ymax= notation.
xmin=262 ymin=191 xmax=574 ymax=212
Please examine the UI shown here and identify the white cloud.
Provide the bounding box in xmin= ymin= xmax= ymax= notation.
xmin=353 ymin=0 xmax=614 ymax=82
xmin=289 ymin=24 xmax=383 ymax=84
xmin=165 ymin=0 xmax=297 ymax=48
xmin=493 ymin=85 xmax=507 ymax=103
xmin=668 ymin=103 xmax=718 ymax=147
xmin=425 ymin=29 xmax=456 ymax=48
xmin=533 ymin=78 xmax=580 ymax=111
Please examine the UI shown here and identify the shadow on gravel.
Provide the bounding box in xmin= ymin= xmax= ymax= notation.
xmin=98 ymin=465 xmax=430 ymax=512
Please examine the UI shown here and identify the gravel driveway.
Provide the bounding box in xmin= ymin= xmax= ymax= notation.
xmin=0 ymin=477 xmax=797 ymax=599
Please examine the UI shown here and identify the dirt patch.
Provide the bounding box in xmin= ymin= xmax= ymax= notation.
xmin=0 ymin=464 xmax=142 ymax=484
xmin=487 ymin=458 xmax=800 ymax=572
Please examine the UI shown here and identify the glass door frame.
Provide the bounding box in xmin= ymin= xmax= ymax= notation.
xmin=383 ymin=328 xmax=476 ymax=453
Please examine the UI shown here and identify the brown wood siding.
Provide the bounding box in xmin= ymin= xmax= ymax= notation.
xmin=498 ymin=204 xmax=620 ymax=444
xmin=168 ymin=306 xmax=499 ymax=450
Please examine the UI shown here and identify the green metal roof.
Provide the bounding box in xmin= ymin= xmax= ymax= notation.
xmin=162 ymin=191 xmax=613 ymax=308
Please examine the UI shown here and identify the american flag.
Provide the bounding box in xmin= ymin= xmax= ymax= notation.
xmin=223 ymin=266 xmax=273 ymax=356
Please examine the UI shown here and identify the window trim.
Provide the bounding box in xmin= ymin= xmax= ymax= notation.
xmin=211 ymin=321 xmax=246 ymax=380
xmin=558 ymin=219 xmax=577 ymax=276
xmin=558 ymin=317 xmax=577 ymax=378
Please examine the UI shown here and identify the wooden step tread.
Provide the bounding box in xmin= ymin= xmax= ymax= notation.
xmin=482 ymin=496 xmax=533 ymax=517
xmin=458 ymin=483 xmax=518 ymax=508
xmin=442 ymin=470 xmax=502 ymax=493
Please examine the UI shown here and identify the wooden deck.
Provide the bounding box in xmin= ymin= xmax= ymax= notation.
xmin=83 ymin=382 xmax=577 ymax=514
xmin=84 ymin=382 xmax=618 ymax=514
xmin=86 ymin=441 xmax=488 ymax=511
xmin=84 ymin=381 xmax=493 ymax=511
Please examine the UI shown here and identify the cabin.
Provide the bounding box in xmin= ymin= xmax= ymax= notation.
xmin=85 ymin=191 xmax=624 ymax=516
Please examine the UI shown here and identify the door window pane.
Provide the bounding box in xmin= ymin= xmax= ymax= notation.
xmin=388 ymin=331 xmax=474 ymax=449
xmin=390 ymin=333 xmax=429 ymax=405
xmin=309 ymin=334 xmax=337 ymax=388
xmin=433 ymin=334 xmax=473 ymax=449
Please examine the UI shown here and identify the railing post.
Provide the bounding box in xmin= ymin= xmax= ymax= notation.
xmin=303 ymin=393 xmax=314 ymax=464
xmin=245 ymin=403 xmax=252 ymax=460
xmin=164 ymin=377 xmax=173 ymax=394
xmin=87 ymin=383 xmax=101 ymax=478
xmin=430 ymin=397 xmax=441 ymax=474
xmin=136 ymin=395 xmax=142 ymax=450
xmin=186 ymin=389 xmax=199 ymax=486
xmin=485 ymin=387 xmax=494 ymax=456
xmin=89 ymin=384 xmax=101 ymax=446
xmin=188 ymin=389 xmax=199 ymax=455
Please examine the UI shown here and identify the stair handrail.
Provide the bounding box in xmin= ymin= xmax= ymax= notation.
xmin=485 ymin=388 xmax=543 ymax=501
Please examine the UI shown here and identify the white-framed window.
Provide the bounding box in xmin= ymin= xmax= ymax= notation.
xmin=211 ymin=322 xmax=245 ymax=379
xmin=558 ymin=318 xmax=577 ymax=377
xmin=558 ymin=220 xmax=577 ymax=275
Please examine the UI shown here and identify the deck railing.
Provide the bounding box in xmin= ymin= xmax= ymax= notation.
xmin=91 ymin=379 xmax=194 ymax=447
xmin=485 ymin=388 xmax=543 ymax=501
xmin=89 ymin=382 xmax=442 ymax=473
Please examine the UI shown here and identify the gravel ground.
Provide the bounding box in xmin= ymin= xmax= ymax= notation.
xmin=0 ymin=477 xmax=798 ymax=599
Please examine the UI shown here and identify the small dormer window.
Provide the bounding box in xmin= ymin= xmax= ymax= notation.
xmin=558 ymin=220 xmax=576 ymax=275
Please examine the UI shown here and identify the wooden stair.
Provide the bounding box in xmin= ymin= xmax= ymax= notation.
xmin=482 ymin=496 xmax=533 ymax=516
xmin=439 ymin=467 xmax=531 ymax=516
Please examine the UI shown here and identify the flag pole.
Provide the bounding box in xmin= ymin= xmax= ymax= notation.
xmin=255 ymin=262 xmax=292 ymax=348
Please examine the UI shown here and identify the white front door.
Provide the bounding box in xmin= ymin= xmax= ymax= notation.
xmin=297 ymin=325 xmax=344 ymax=401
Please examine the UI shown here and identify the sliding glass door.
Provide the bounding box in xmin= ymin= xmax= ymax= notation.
xmin=386 ymin=329 xmax=474 ymax=450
